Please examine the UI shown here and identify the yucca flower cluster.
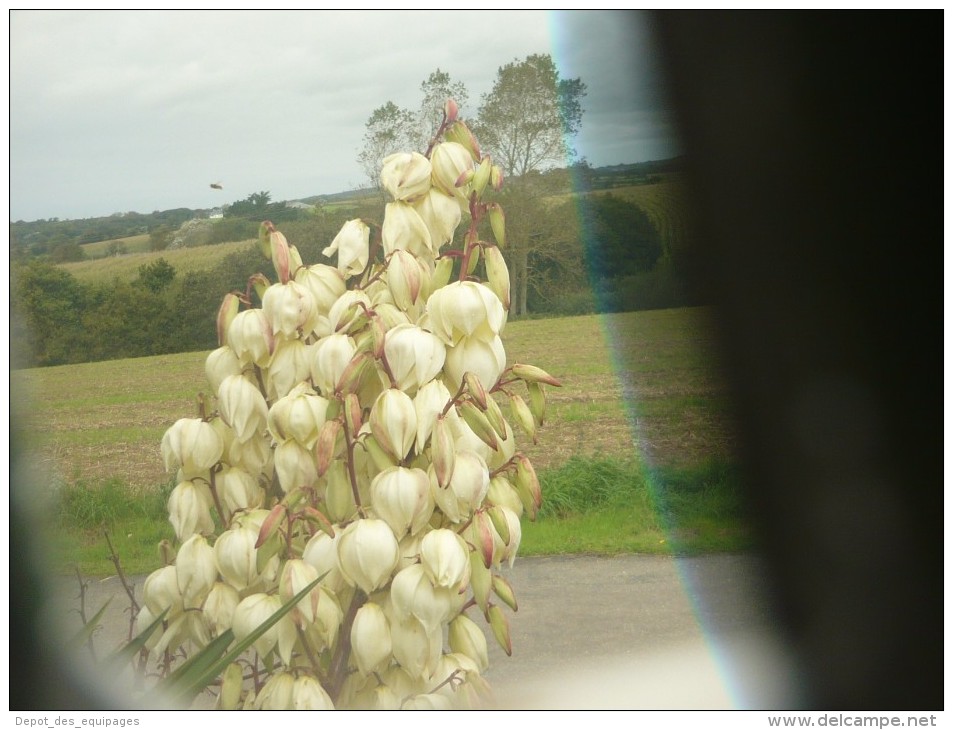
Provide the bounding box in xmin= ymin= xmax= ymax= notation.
xmin=141 ymin=101 xmax=560 ymax=709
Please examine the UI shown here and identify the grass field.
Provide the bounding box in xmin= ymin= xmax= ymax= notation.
xmin=80 ymin=233 xmax=152 ymax=258
xmin=60 ymin=238 xmax=256 ymax=284
xmin=12 ymin=307 xmax=748 ymax=575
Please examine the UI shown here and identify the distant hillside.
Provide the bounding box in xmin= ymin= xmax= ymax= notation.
xmin=11 ymin=157 xmax=685 ymax=259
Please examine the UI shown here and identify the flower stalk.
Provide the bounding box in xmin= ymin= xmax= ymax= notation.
xmin=137 ymin=98 xmax=560 ymax=709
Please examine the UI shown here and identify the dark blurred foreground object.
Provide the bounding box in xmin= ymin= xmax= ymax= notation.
xmin=653 ymin=11 xmax=942 ymax=708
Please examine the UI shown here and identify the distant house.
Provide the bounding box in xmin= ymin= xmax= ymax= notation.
xmin=209 ymin=208 xmax=224 ymax=219
xmin=286 ymin=201 xmax=315 ymax=211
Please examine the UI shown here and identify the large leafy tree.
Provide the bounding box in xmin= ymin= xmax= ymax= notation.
xmin=473 ymin=54 xmax=587 ymax=316
xmin=474 ymin=54 xmax=586 ymax=178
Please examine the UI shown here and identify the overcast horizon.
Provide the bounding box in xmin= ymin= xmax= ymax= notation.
xmin=10 ymin=10 xmax=681 ymax=223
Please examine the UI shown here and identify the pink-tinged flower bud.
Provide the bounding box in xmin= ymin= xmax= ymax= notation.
xmin=419 ymin=528 xmax=470 ymax=589
xmin=449 ymin=614 xmax=489 ymax=673
xmin=490 ymin=164 xmax=504 ymax=191
xmin=389 ymin=613 xmax=441 ymax=680
xmin=469 ymin=511 xmax=496 ymax=568
xmin=233 ymin=593 xmax=297 ymax=665
xmin=161 ymin=418 xmax=223 ymax=477
xmin=167 ymin=478 xmax=215 ymax=541
xmin=310 ymin=333 xmax=357 ymax=396
xmin=431 ymin=142 xmax=474 ymax=200
xmin=205 ymin=345 xmax=243 ymax=394
xmin=335 ymin=351 xmax=372 ymax=396
xmin=176 ymin=534 xmax=218 ymax=609
xmin=262 ymin=280 xmax=317 ymax=340
xmin=294 ymin=263 xmax=347 ymax=315
xmin=370 ymin=388 xmax=417 ymax=461
xmin=274 ymin=439 xmax=318 ymax=493
xmin=216 ymin=293 xmax=240 ymax=347
xmin=430 ymin=415 xmax=455 ymax=489
xmin=202 ymin=582 xmax=240 ymax=637
xmin=226 ymin=308 xmax=274 ymax=368
xmin=351 ymin=602 xmax=392 ymax=676
xmin=370 ymin=466 xmax=433 ymax=538
xmin=380 ymin=152 xmax=433 ymax=203
xmin=412 ymin=189 xmax=462 ymax=252
xmin=483 ymin=244 xmax=511 ymax=310
xmin=217 ymin=374 xmax=268 ymax=443
xmin=344 ymin=392 xmax=362 ymax=436
xmin=426 ymin=281 xmax=506 ymax=346
xmin=265 ymin=338 xmax=310 ymax=400
xmin=382 ymin=201 xmax=433 ymax=257
xmin=270 ymin=230 xmax=293 ymax=284
xmin=444 ymin=335 xmax=507 ymax=392
xmin=292 ymin=675 xmax=335 ymax=710
xmin=314 ymin=418 xmax=344 ymax=478
xmin=385 ymin=250 xmax=422 ymax=311
xmin=267 ymin=383 xmax=330 ymax=448
xmin=444 ymin=98 xmax=459 ymax=123
xmin=323 ymin=219 xmax=370 ymax=277
xmin=390 ymin=563 xmax=453 ymax=633
xmin=383 ymin=324 xmax=446 ymax=394
xmin=279 ymin=559 xmax=321 ymax=627
xmin=336 ymin=518 xmax=399 ymax=594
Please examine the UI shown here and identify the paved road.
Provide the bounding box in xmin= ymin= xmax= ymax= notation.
xmin=48 ymin=553 xmax=799 ymax=709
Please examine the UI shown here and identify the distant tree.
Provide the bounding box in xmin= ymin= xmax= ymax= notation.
xmin=489 ymin=174 xmax=585 ymax=317
xmin=105 ymin=240 xmax=127 ymax=257
xmin=357 ymin=101 xmax=421 ymax=193
xmin=49 ymin=241 xmax=87 ymax=263
xmin=12 ymin=261 xmax=89 ymax=366
xmin=474 ymin=53 xmax=586 ymax=179
xmin=136 ymin=258 xmax=176 ymax=294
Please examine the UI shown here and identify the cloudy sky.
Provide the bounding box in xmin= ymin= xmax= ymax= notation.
xmin=10 ymin=10 xmax=680 ymax=222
